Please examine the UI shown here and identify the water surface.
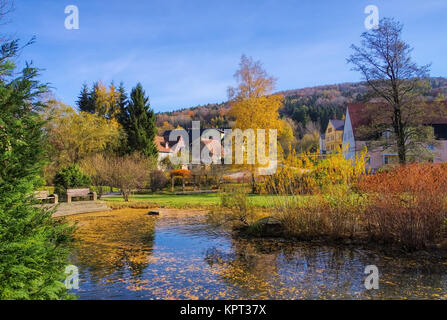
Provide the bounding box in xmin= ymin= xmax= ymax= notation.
xmin=67 ymin=209 xmax=447 ymax=299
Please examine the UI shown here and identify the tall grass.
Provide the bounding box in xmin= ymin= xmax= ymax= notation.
xmin=274 ymin=188 xmax=366 ymax=239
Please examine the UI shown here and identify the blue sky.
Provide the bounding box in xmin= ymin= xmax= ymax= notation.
xmin=5 ymin=0 xmax=447 ymax=112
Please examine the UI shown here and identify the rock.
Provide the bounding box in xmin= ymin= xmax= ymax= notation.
xmin=147 ymin=210 xmax=160 ymax=216
xmin=436 ymin=239 xmax=447 ymax=250
xmin=256 ymin=217 xmax=281 ymax=225
xmin=251 ymin=216 xmax=282 ymax=236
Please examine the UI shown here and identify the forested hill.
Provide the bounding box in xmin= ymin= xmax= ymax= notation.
xmin=156 ymin=77 xmax=447 ymax=133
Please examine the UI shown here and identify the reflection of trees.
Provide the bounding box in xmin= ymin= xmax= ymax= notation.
xmin=206 ymin=236 xmax=447 ymax=299
xmin=204 ymin=239 xmax=376 ymax=299
xmin=67 ymin=210 xmax=156 ymax=280
xmin=205 ymin=239 xmax=282 ymax=299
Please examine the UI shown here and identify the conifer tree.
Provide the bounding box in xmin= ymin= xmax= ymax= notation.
xmin=0 ymin=40 xmax=74 ymax=299
xmin=117 ymin=82 xmax=128 ymax=129
xmin=76 ymin=83 xmax=94 ymax=113
xmin=125 ymin=83 xmax=158 ymax=157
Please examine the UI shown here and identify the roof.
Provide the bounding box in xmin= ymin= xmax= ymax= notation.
xmin=329 ymin=119 xmax=345 ymax=131
xmin=347 ymin=101 xmax=447 ymax=139
xmin=163 ymin=128 xmax=226 ymax=146
xmin=202 ymin=138 xmax=224 ymax=157
xmin=346 ymin=103 xmax=374 ymax=138
xmin=155 ymin=136 xmax=173 ymax=153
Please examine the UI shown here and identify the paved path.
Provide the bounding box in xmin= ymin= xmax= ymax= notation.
xmin=41 ymin=201 xmax=111 ymax=217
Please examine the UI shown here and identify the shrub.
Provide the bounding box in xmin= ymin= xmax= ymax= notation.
xmin=170 ymin=169 xmax=191 ymax=177
xmin=265 ymin=146 xmax=368 ymax=195
xmin=357 ymin=163 xmax=447 ymax=249
xmin=149 ymin=170 xmax=169 ymax=192
xmin=54 ymin=164 xmax=91 ymax=197
xmin=207 ymin=187 xmax=256 ymax=228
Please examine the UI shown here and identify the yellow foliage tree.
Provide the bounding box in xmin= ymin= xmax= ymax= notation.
xmin=93 ymin=81 xmax=121 ymax=119
xmin=228 ymin=55 xmax=286 ymax=192
xmin=44 ymin=100 xmax=123 ymax=177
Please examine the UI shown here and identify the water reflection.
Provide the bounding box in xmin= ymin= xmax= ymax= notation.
xmin=67 ymin=209 xmax=447 ymax=299
xmin=67 ymin=210 xmax=156 ymax=281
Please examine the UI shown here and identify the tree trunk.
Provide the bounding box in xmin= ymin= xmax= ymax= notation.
xmin=394 ymin=107 xmax=406 ymax=164
xmin=171 ymin=176 xmax=174 ymax=192
xmin=122 ymin=190 xmax=129 ymax=202
xmin=251 ymin=172 xmax=256 ymax=194
xmin=182 ymin=176 xmax=185 ymax=192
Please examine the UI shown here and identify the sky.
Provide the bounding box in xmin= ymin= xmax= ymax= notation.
xmin=4 ymin=0 xmax=447 ymax=112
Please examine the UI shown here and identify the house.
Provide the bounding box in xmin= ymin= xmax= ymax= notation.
xmin=158 ymin=128 xmax=226 ymax=170
xmin=319 ymin=133 xmax=326 ymax=154
xmin=324 ymin=120 xmax=344 ymax=153
xmin=342 ymin=102 xmax=447 ymax=171
xmin=155 ymin=136 xmax=173 ymax=163
xmin=155 ymin=133 xmax=187 ymax=169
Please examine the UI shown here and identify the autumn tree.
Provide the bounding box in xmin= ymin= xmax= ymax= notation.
xmin=158 ymin=120 xmax=174 ymax=135
xmin=228 ymin=55 xmax=285 ymax=192
xmin=80 ymin=153 xmax=111 ymax=198
xmin=76 ymin=81 xmax=121 ymax=119
xmin=348 ymin=18 xmax=433 ymax=164
xmin=108 ymin=153 xmax=152 ymax=201
xmin=44 ymin=101 xmax=122 ymax=177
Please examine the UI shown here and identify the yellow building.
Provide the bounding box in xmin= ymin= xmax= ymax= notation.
xmin=325 ymin=120 xmax=344 ymax=153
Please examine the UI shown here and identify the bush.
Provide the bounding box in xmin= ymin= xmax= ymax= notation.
xmin=54 ymin=164 xmax=91 ymax=197
xmin=265 ymin=146 xmax=368 ymax=195
xmin=149 ymin=170 xmax=169 ymax=192
xmin=357 ymin=163 xmax=447 ymax=249
xmin=207 ymin=187 xmax=256 ymax=227
xmin=274 ymin=191 xmax=366 ymax=239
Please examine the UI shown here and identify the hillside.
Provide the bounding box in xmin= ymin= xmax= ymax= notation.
xmin=156 ymin=77 xmax=447 ymax=133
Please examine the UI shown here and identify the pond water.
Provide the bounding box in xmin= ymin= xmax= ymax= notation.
xmin=66 ymin=209 xmax=447 ymax=300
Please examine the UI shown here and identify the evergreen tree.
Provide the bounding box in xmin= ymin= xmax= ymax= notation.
xmin=76 ymin=83 xmax=94 ymax=113
xmin=125 ymin=83 xmax=158 ymax=157
xmin=117 ymin=82 xmax=128 ymax=128
xmin=0 ymin=40 xmax=74 ymax=299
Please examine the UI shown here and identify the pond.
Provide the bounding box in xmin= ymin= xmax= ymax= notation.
xmin=66 ymin=209 xmax=447 ymax=300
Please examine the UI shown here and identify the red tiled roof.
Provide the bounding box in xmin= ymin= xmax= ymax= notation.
xmin=347 ymin=102 xmax=447 ymax=138
xmin=155 ymin=136 xmax=173 ymax=153
xmin=347 ymin=103 xmax=373 ymax=137
xmin=202 ymin=138 xmax=224 ymax=157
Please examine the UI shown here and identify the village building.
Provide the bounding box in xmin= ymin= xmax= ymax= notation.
xmin=324 ymin=120 xmax=344 ymax=153
xmin=342 ymin=102 xmax=447 ymax=171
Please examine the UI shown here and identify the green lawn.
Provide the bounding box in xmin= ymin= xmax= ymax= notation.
xmin=102 ymin=193 xmax=288 ymax=209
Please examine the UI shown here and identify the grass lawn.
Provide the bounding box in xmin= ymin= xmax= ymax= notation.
xmin=102 ymin=193 xmax=290 ymax=209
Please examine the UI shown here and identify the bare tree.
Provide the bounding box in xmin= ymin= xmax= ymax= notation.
xmin=348 ymin=18 xmax=432 ymax=164
xmin=109 ymin=153 xmax=151 ymax=201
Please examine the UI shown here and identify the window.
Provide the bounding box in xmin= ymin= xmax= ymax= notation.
xmin=383 ymin=154 xmax=398 ymax=165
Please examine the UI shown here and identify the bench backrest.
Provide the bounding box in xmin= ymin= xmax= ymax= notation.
xmin=34 ymin=190 xmax=49 ymax=199
xmin=66 ymin=188 xmax=90 ymax=197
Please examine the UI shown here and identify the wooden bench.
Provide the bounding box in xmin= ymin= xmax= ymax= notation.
xmin=66 ymin=188 xmax=97 ymax=203
xmin=34 ymin=191 xmax=58 ymax=204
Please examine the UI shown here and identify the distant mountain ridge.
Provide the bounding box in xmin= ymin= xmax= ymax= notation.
xmin=156 ymin=77 xmax=447 ymax=132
